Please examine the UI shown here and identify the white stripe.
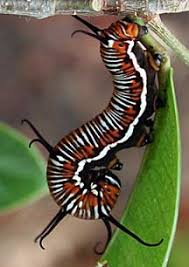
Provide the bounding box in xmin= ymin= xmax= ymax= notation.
xmin=80 ymin=128 xmax=91 ymax=145
xmin=67 ymin=199 xmax=76 ymax=211
xmin=58 ymin=192 xmax=67 ymax=201
xmin=125 ymin=75 xmax=136 ymax=80
xmin=117 ymin=91 xmax=133 ymax=96
xmin=114 ymin=79 xmax=132 ymax=84
xmin=111 ymin=102 xmax=129 ymax=110
xmin=58 ymin=193 xmax=66 ymax=201
xmin=92 ymin=121 xmax=102 ymax=138
xmin=92 ymin=189 xmax=98 ymax=196
xmin=82 ymin=188 xmax=88 ymax=195
xmin=79 ymin=209 xmax=83 ymax=217
xmin=87 ymin=208 xmax=91 ymax=218
xmin=71 ymin=205 xmax=78 ymax=215
xmin=56 ymin=155 xmax=64 ymax=162
xmin=82 ymin=209 xmax=86 ymax=218
xmin=49 ymin=179 xmax=67 ymax=183
xmin=108 ymin=67 xmax=121 ymax=72
xmin=120 ymin=24 xmax=127 ymax=36
xmin=66 ymin=140 xmax=77 ymax=152
xmin=73 ymin=40 xmax=147 ymax=177
xmin=50 ymin=159 xmax=63 ymax=167
xmin=108 ymin=111 xmax=123 ymax=130
xmin=96 ymin=121 xmax=106 ymax=133
xmin=115 ymin=93 xmax=136 ymax=105
xmin=62 ymin=144 xmax=73 ymax=154
xmin=52 ymin=187 xmax=63 ymax=194
xmin=99 ymin=115 xmax=109 ymax=130
xmin=113 ymin=95 xmax=131 ymax=107
xmin=74 ymin=132 xmax=84 ymax=146
xmin=73 ymin=175 xmax=81 ymax=183
xmin=106 ymin=175 xmax=121 ymax=188
xmin=72 ymin=138 xmax=80 ymax=148
xmin=48 ymin=164 xmax=62 ymax=170
xmin=50 ymin=184 xmax=63 ymax=189
xmin=115 ymin=84 xmax=130 ymax=90
xmin=91 ymin=183 xmax=97 ymax=189
xmin=101 ymin=205 xmax=109 ymax=216
xmin=63 ymin=193 xmax=74 ymax=205
xmin=94 ymin=205 xmax=99 ymax=219
xmin=110 ymin=110 xmax=122 ymax=121
xmin=103 ymin=57 xmax=123 ymax=63
xmin=104 ymin=111 xmax=117 ymax=128
xmin=62 ymin=150 xmax=75 ymax=161
xmin=90 ymin=122 xmax=101 ymax=139
xmin=103 ymin=54 xmax=120 ymax=59
xmin=78 ymin=201 xmax=83 ymax=208
xmin=79 ymin=182 xmax=84 ymax=189
xmin=104 ymin=62 xmax=122 ymax=68
xmin=113 ymin=74 xmax=129 ymax=79
xmin=85 ymin=124 xmax=99 ymax=147
xmin=106 ymin=205 xmax=111 ymax=211
xmin=48 ymin=170 xmax=62 ymax=174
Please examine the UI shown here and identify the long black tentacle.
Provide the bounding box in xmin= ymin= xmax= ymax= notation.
xmin=71 ymin=15 xmax=107 ymax=44
xmin=71 ymin=30 xmax=106 ymax=43
xmin=21 ymin=119 xmax=53 ymax=153
xmin=105 ymin=214 xmax=163 ymax=247
xmin=29 ymin=138 xmax=43 ymax=148
xmin=35 ymin=209 xmax=67 ymax=250
xmin=72 ymin=15 xmax=101 ymax=34
xmin=94 ymin=217 xmax=112 ymax=255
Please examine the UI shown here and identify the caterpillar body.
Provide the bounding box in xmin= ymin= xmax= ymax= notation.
xmin=23 ymin=16 xmax=163 ymax=253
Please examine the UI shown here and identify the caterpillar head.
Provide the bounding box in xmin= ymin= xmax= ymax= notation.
xmin=72 ymin=15 xmax=148 ymax=46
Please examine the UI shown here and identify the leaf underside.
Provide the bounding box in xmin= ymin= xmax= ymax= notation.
xmin=0 ymin=123 xmax=47 ymax=213
xmin=101 ymin=68 xmax=181 ymax=267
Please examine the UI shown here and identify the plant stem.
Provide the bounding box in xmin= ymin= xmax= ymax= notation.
xmin=148 ymin=15 xmax=189 ymax=65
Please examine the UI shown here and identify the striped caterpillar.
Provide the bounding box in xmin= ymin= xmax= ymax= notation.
xmin=23 ymin=16 xmax=163 ymax=253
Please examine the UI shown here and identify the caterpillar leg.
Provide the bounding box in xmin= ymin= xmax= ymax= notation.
xmin=95 ymin=213 xmax=163 ymax=254
xmin=135 ymin=126 xmax=154 ymax=147
xmin=107 ymin=155 xmax=123 ymax=171
xmin=147 ymin=51 xmax=166 ymax=110
xmin=154 ymin=93 xmax=166 ymax=110
xmin=104 ymin=214 xmax=163 ymax=247
xmin=147 ymin=51 xmax=162 ymax=72
xmin=35 ymin=209 xmax=67 ymax=249
xmin=94 ymin=217 xmax=112 ymax=255
xmin=21 ymin=119 xmax=53 ymax=153
xmin=144 ymin=118 xmax=154 ymax=128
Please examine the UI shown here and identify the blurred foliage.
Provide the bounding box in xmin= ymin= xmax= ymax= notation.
xmin=0 ymin=122 xmax=47 ymax=212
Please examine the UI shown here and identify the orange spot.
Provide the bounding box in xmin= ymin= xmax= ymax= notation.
xmin=64 ymin=162 xmax=75 ymax=171
xmin=84 ymin=145 xmax=94 ymax=156
xmin=110 ymin=130 xmax=120 ymax=138
xmin=127 ymin=107 xmax=136 ymax=115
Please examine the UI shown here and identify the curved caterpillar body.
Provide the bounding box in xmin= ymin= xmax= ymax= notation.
xmin=23 ymin=16 xmax=163 ymax=253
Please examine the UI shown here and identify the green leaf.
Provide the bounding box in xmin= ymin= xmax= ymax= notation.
xmin=0 ymin=123 xmax=47 ymax=212
xmin=100 ymin=66 xmax=181 ymax=266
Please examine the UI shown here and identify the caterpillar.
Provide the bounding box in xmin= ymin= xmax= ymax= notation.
xmin=22 ymin=16 xmax=163 ymax=254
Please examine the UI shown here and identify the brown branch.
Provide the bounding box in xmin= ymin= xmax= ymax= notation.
xmin=0 ymin=0 xmax=189 ymax=19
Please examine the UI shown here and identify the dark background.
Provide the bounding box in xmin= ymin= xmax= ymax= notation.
xmin=0 ymin=13 xmax=188 ymax=267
